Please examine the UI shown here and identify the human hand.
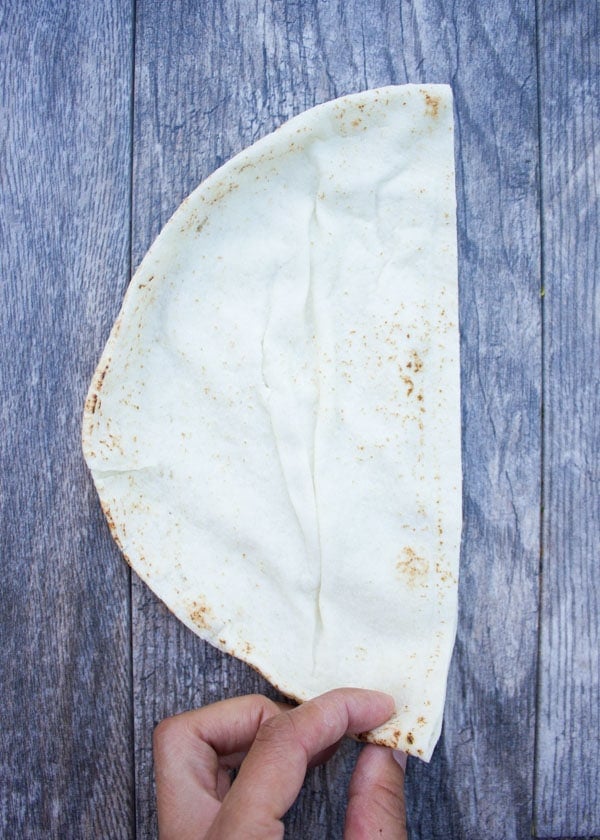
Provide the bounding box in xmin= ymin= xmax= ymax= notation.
xmin=154 ymin=687 xmax=407 ymax=839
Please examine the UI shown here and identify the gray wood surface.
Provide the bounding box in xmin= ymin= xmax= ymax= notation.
xmin=0 ymin=1 xmax=135 ymax=838
xmin=1 ymin=0 xmax=597 ymax=838
xmin=535 ymin=2 xmax=600 ymax=837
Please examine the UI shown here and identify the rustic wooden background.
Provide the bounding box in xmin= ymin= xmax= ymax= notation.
xmin=1 ymin=1 xmax=598 ymax=837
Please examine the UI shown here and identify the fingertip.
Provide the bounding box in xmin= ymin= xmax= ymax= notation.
xmin=348 ymin=744 xmax=406 ymax=801
xmin=351 ymin=743 xmax=404 ymax=787
xmin=373 ymin=690 xmax=396 ymax=716
xmin=331 ymin=688 xmax=396 ymax=736
xmin=309 ymin=688 xmax=394 ymax=734
xmin=341 ymin=687 xmax=396 ymax=715
xmin=345 ymin=744 xmax=407 ymax=839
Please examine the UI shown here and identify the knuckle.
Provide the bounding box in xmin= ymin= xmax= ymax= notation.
xmin=370 ymin=778 xmax=406 ymax=822
xmin=152 ymin=715 xmax=181 ymax=750
xmin=256 ymin=710 xmax=298 ymax=744
xmin=373 ymin=777 xmax=403 ymax=803
xmin=253 ymin=694 xmax=285 ymax=720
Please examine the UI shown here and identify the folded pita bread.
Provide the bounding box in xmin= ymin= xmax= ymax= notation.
xmin=83 ymin=85 xmax=461 ymax=761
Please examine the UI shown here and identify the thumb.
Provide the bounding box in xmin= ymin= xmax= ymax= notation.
xmin=344 ymin=745 xmax=407 ymax=839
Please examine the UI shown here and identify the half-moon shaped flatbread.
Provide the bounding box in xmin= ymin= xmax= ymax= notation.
xmin=83 ymin=85 xmax=461 ymax=761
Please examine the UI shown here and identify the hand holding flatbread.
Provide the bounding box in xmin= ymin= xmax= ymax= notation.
xmin=154 ymin=688 xmax=406 ymax=839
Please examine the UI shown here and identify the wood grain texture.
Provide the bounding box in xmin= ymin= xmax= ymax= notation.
xmin=5 ymin=1 xmax=596 ymax=837
xmin=535 ymin=2 xmax=600 ymax=836
xmin=0 ymin=1 xmax=134 ymax=837
xmin=130 ymin=1 xmax=541 ymax=838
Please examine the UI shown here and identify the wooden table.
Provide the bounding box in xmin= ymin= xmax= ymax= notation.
xmin=2 ymin=2 xmax=598 ymax=837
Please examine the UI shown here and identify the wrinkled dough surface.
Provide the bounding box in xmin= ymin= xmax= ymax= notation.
xmin=83 ymin=85 xmax=461 ymax=761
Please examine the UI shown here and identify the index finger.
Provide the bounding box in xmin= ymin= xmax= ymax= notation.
xmin=208 ymin=688 xmax=395 ymax=837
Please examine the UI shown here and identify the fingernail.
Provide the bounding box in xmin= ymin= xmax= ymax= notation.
xmin=392 ymin=749 xmax=407 ymax=770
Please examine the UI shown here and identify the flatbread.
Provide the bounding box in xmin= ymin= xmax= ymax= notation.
xmin=83 ymin=85 xmax=461 ymax=761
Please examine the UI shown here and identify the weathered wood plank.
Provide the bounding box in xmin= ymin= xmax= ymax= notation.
xmin=535 ymin=2 xmax=600 ymax=836
xmin=0 ymin=1 xmax=134 ymax=837
xmin=130 ymin=1 xmax=541 ymax=838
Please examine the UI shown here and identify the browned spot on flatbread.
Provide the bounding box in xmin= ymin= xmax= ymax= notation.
xmin=410 ymin=350 xmax=423 ymax=372
xmin=209 ymin=181 xmax=240 ymax=205
xmin=401 ymin=374 xmax=414 ymax=397
xmin=421 ymin=89 xmax=440 ymax=118
xmin=356 ymin=731 xmax=394 ymax=747
xmin=396 ymin=547 xmax=429 ymax=587
xmin=435 ymin=561 xmax=456 ymax=585
xmin=96 ymin=362 xmax=109 ymax=392
xmin=188 ymin=597 xmax=213 ymax=630
xmin=99 ymin=500 xmax=124 ymax=554
xmin=85 ymin=391 xmax=99 ymax=415
xmin=406 ymin=732 xmax=415 ymax=745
